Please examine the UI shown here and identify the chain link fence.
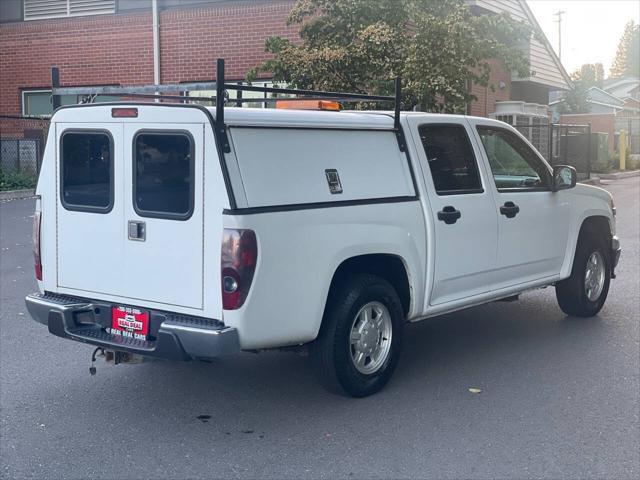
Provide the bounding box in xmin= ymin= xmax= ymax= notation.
xmin=0 ymin=116 xmax=50 ymax=189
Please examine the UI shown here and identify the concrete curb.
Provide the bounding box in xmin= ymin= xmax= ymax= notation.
xmin=0 ymin=189 xmax=36 ymax=201
xmin=580 ymin=178 xmax=600 ymax=185
xmin=596 ymin=170 xmax=640 ymax=180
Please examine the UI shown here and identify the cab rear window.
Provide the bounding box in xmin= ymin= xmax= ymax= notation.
xmin=61 ymin=131 xmax=113 ymax=213
xmin=133 ymin=131 xmax=194 ymax=220
xmin=419 ymin=124 xmax=483 ymax=195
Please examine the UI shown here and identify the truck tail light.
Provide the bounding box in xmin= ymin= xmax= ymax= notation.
xmin=221 ymin=229 xmax=257 ymax=310
xmin=33 ymin=211 xmax=42 ymax=281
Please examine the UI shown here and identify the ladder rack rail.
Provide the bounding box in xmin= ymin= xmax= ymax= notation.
xmin=51 ymin=58 xmax=406 ymax=152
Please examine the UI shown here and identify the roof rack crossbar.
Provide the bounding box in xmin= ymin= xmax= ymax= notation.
xmin=99 ymin=92 xmax=214 ymax=103
xmin=231 ymin=96 xmax=391 ymax=104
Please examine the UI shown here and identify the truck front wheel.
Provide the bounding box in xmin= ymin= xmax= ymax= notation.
xmin=310 ymin=274 xmax=405 ymax=397
xmin=556 ymin=234 xmax=611 ymax=317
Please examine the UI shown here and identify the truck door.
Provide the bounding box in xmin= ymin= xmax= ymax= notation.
xmin=122 ymin=123 xmax=205 ymax=310
xmin=470 ymin=122 xmax=571 ymax=287
xmin=407 ymin=118 xmax=499 ymax=305
xmin=57 ymin=124 xmax=125 ymax=297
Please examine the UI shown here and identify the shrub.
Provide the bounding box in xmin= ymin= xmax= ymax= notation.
xmin=590 ymin=154 xmax=612 ymax=173
xmin=0 ymin=169 xmax=37 ymax=191
xmin=626 ymin=155 xmax=640 ymax=170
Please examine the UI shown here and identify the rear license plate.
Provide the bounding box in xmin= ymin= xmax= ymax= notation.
xmin=111 ymin=306 xmax=149 ymax=340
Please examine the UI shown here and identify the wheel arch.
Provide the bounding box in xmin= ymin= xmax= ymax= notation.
xmin=325 ymin=253 xmax=412 ymax=318
xmin=561 ymin=213 xmax=613 ymax=279
xmin=579 ymin=215 xmax=612 ymax=239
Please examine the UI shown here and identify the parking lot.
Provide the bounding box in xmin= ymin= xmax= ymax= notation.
xmin=1 ymin=177 xmax=638 ymax=479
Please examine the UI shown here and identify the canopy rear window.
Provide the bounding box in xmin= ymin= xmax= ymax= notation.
xmin=61 ymin=130 xmax=113 ymax=213
xmin=133 ymin=131 xmax=194 ymax=220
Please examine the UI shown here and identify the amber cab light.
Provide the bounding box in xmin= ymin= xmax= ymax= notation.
xmin=221 ymin=229 xmax=258 ymax=310
xmin=111 ymin=108 xmax=138 ymax=118
xmin=275 ymin=100 xmax=341 ymax=111
xmin=33 ymin=211 xmax=42 ymax=281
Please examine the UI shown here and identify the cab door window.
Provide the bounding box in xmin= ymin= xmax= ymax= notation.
xmin=476 ymin=127 xmax=551 ymax=190
xmin=418 ymin=124 xmax=483 ymax=195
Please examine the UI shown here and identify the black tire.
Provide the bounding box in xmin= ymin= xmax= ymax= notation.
xmin=556 ymin=233 xmax=611 ymax=317
xmin=310 ymin=274 xmax=404 ymax=397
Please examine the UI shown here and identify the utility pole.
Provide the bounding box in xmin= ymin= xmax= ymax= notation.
xmin=554 ymin=10 xmax=566 ymax=63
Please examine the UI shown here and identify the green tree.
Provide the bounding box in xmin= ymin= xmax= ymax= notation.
xmin=558 ymin=80 xmax=589 ymax=114
xmin=247 ymin=0 xmax=533 ymax=113
xmin=571 ymin=63 xmax=604 ymax=88
xmin=595 ymin=63 xmax=605 ymax=86
xmin=610 ymin=20 xmax=640 ymax=78
xmin=560 ymin=62 xmax=606 ymax=114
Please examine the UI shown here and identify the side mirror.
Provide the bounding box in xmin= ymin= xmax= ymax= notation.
xmin=552 ymin=165 xmax=577 ymax=191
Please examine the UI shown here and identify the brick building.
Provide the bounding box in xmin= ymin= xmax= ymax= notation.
xmin=1 ymin=0 xmax=570 ymax=120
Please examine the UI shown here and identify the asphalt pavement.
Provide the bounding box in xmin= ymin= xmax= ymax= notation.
xmin=1 ymin=178 xmax=638 ymax=480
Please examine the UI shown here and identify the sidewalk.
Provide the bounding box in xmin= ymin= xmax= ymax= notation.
xmin=579 ymin=170 xmax=640 ymax=186
xmin=595 ymin=170 xmax=640 ymax=180
xmin=0 ymin=189 xmax=35 ymax=201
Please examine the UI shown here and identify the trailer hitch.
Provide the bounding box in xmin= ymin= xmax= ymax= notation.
xmin=89 ymin=347 xmax=144 ymax=375
xmin=89 ymin=347 xmax=105 ymax=375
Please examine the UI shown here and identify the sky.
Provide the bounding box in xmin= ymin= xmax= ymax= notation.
xmin=527 ymin=0 xmax=640 ymax=76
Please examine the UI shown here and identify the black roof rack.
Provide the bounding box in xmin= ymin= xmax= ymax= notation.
xmin=51 ymin=58 xmax=406 ymax=152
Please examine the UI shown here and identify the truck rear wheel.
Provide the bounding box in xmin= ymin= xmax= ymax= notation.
xmin=310 ymin=274 xmax=404 ymax=397
xmin=556 ymin=234 xmax=611 ymax=317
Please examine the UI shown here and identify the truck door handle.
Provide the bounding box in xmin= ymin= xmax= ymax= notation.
xmin=500 ymin=201 xmax=520 ymax=218
xmin=128 ymin=220 xmax=146 ymax=241
xmin=437 ymin=206 xmax=461 ymax=225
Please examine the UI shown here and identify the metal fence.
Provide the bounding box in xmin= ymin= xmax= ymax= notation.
xmin=614 ymin=116 xmax=640 ymax=155
xmin=514 ymin=123 xmax=593 ymax=180
xmin=0 ymin=116 xmax=50 ymax=184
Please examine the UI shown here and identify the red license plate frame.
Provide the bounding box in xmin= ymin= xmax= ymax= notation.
xmin=110 ymin=306 xmax=149 ymax=340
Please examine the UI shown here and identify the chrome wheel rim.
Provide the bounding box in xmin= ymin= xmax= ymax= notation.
xmin=349 ymin=301 xmax=393 ymax=375
xmin=584 ymin=251 xmax=605 ymax=302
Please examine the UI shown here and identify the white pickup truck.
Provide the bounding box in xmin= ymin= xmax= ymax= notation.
xmin=26 ymin=74 xmax=620 ymax=397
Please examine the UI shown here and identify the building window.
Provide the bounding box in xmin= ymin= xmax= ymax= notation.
xmin=24 ymin=0 xmax=115 ymax=21
xmin=186 ymin=81 xmax=289 ymax=108
xmin=22 ymin=90 xmax=121 ymax=117
xmin=495 ymin=115 xmax=514 ymax=125
xmin=22 ymin=90 xmax=71 ymax=117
